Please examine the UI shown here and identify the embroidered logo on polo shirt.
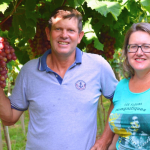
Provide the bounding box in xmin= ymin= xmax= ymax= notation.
xmin=75 ymin=80 xmax=86 ymax=90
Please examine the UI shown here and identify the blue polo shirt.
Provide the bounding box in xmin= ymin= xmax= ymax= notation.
xmin=9 ymin=47 xmax=118 ymax=150
xmin=38 ymin=48 xmax=82 ymax=84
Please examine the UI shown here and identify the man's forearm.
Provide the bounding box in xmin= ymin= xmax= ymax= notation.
xmin=90 ymin=100 xmax=115 ymax=150
xmin=98 ymin=102 xmax=114 ymax=145
xmin=0 ymin=87 xmax=13 ymax=122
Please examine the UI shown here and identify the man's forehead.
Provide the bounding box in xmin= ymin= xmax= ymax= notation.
xmin=52 ymin=15 xmax=77 ymax=24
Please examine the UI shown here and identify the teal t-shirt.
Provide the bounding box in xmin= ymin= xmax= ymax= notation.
xmin=109 ymin=78 xmax=150 ymax=150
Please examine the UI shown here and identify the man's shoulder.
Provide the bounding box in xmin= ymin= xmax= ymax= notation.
xmin=21 ymin=58 xmax=39 ymax=72
xmin=82 ymin=52 xmax=106 ymax=63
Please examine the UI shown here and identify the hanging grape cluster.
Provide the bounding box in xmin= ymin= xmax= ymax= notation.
xmin=99 ymin=32 xmax=116 ymax=60
xmin=86 ymin=42 xmax=104 ymax=56
xmin=0 ymin=37 xmax=17 ymax=88
xmin=28 ymin=19 xmax=51 ymax=58
xmin=86 ymin=32 xmax=116 ymax=60
xmin=0 ymin=13 xmax=13 ymax=31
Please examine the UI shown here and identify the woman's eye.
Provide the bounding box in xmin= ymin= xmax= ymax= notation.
xmin=130 ymin=45 xmax=137 ymax=49
xmin=143 ymin=45 xmax=150 ymax=49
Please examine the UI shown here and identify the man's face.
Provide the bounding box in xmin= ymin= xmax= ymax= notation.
xmin=46 ymin=16 xmax=84 ymax=58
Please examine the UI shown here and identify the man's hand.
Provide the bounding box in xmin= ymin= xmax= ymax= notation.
xmin=90 ymin=138 xmax=110 ymax=150
xmin=91 ymin=100 xmax=115 ymax=150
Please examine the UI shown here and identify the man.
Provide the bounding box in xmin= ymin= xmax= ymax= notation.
xmin=0 ymin=6 xmax=118 ymax=150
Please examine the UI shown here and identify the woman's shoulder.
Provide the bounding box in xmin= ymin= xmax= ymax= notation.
xmin=118 ymin=78 xmax=129 ymax=85
xmin=115 ymin=78 xmax=129 ymax=90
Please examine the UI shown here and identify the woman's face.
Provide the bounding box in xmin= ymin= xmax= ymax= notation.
xmin=127 ymin=31 xmax=150 ymax=74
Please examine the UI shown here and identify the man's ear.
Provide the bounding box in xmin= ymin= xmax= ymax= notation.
xmin=78 ymin=31 xmax=84 ymax=44
xmin=45 ymin=27 xmax=50 ymax=41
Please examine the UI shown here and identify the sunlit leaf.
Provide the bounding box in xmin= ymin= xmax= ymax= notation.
xmin=94 ymin=38 xmax=103 ymax=50
xmin=0 ymin=3 xmax=8 ymax=13
xmin=86 ymin=0 xmax=121 ymax=20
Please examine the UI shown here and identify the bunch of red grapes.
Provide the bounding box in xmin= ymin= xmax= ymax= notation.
xmin=28 ymin=19 xmax=51 ymax=57
xmin=86 ymin=42 xmax=104 ymax=56
xmin=0 ymin=37 xmax=17 ymax=88
xmin=86 ymin=32 xmax=116 ymax=60
xmin=0 ymin=13 xmax=13 ymax=31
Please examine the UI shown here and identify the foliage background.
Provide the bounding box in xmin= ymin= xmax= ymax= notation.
xmin=0 ymin=0 xmax=150 ymax=65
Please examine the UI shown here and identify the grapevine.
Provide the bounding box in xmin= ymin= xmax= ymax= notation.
xmin=0 ymin=16 xmax=13 ymax=31
xmin=0 ymin=37 xmax=17 ymax=88
xmin=86 ymin=32 xmax=116 ymax=60
xmin=28 ymin=19 xmax=51 ymax=58
xmin=99 ymin=32 xmax=116 ymax=60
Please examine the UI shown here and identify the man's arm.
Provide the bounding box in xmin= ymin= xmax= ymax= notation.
xmin=91 ymin=99 xmax=114 ymax=150
xmin=0 ymin=87 xmax=23 ymax=126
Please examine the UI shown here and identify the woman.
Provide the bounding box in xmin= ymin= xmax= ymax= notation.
xmin=109 ymin=22 xmax=150 ymax=150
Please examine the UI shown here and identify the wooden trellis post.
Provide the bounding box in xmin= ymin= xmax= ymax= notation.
xmin=97 ymin=95 xmax=106 ymax=133
xmin=0 ymin=121 xmax=3 ymax=150
xmin=20 ymin=113 xmax=25 ymax=135
xmin=2 ymin=125 xmax=11 ymax=150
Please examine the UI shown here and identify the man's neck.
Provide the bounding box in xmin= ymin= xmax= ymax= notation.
xmin=46 ymin=53 xmax=76 ymax=78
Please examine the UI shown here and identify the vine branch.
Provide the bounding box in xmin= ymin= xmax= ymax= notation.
xmin=62 ymin=0 xmax=67 ymax=6
xmin=0 ymin=0 xmax=23 ymax=26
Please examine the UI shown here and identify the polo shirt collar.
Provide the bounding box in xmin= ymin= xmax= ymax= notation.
xmin=38 ymin=47 xmax=82 ymax=71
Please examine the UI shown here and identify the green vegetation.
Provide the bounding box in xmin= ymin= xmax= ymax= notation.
xmin=1 ymin=111 xmax=29 ymax=150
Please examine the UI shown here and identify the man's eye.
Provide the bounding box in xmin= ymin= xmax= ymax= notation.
xmin=69 ymin=29 xmax=74 ymax=32
xmin=56 ymin=28 xmax=60 ymax=30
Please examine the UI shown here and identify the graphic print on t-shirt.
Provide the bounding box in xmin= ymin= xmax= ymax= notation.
xmin=109 ymin=113 xmax=150 ymax=150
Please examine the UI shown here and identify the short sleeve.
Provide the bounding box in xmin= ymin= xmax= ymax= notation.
xmin=9 ymin=67 xmax=29 ymax=111
xmin=100 ymin=57 xmax=118 ymax=99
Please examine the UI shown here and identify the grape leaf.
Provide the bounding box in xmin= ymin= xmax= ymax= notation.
xmin=76 ymin=0 xmax=85 ymax=5
xmin=82 ymin=18 xmax=102 ymax=49
xmin=22 ymin=26 xmax=35 ymax=39
xmin=50 ymin=0 xmax=63 ymax=10
xmin=86 ymin=0 xmax=121 ymax=20
xmin=25 ymin=0 xmax=37 ymax=11
xmin=46 ymin=0 xmax=52 ymax=2
xmin=103 ymin=2 xmax=121 ymax=20
xmin=25 ymin=18 xmax=36 ymax=27
xmin=66 ymin=0 xmax=80 ymax=7
xmin=18 ymin=14 xmax=27 ymax=31
xmin=0 ymin=0 xmax=12 ymax=5
xmin=12 ymin=14 xmax=19 ymax=36
xmin=86 ymin=0 xmax=107 ymax=16
xmin=94 ymin=38 xmax=103 ymax=51
xmin=141 ymin=0 xmax=150 ymax=13
xmin=121 ymin=0 xmax=128 ymax=5
xmin=15 ymin=47 xmax=30 ymax=65
xmin=83 ymin=18 xmax=96 ymax=44
xmin=141 ymin=0 xmax=150 ymax=6
xmin=0 ymin=3 xmax=8 ymax=13
xmin=25 ymin=11 xmax=39 ymax=22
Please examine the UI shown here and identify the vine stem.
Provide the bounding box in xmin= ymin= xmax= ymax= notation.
xmin=0 ymin=0 xmax=23 ymax=26
xmin=62 ymin=0 xmax=67 ymax=6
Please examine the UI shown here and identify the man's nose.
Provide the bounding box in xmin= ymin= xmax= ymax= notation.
xmin=61 ymin=30 xmax=68 ymax=39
